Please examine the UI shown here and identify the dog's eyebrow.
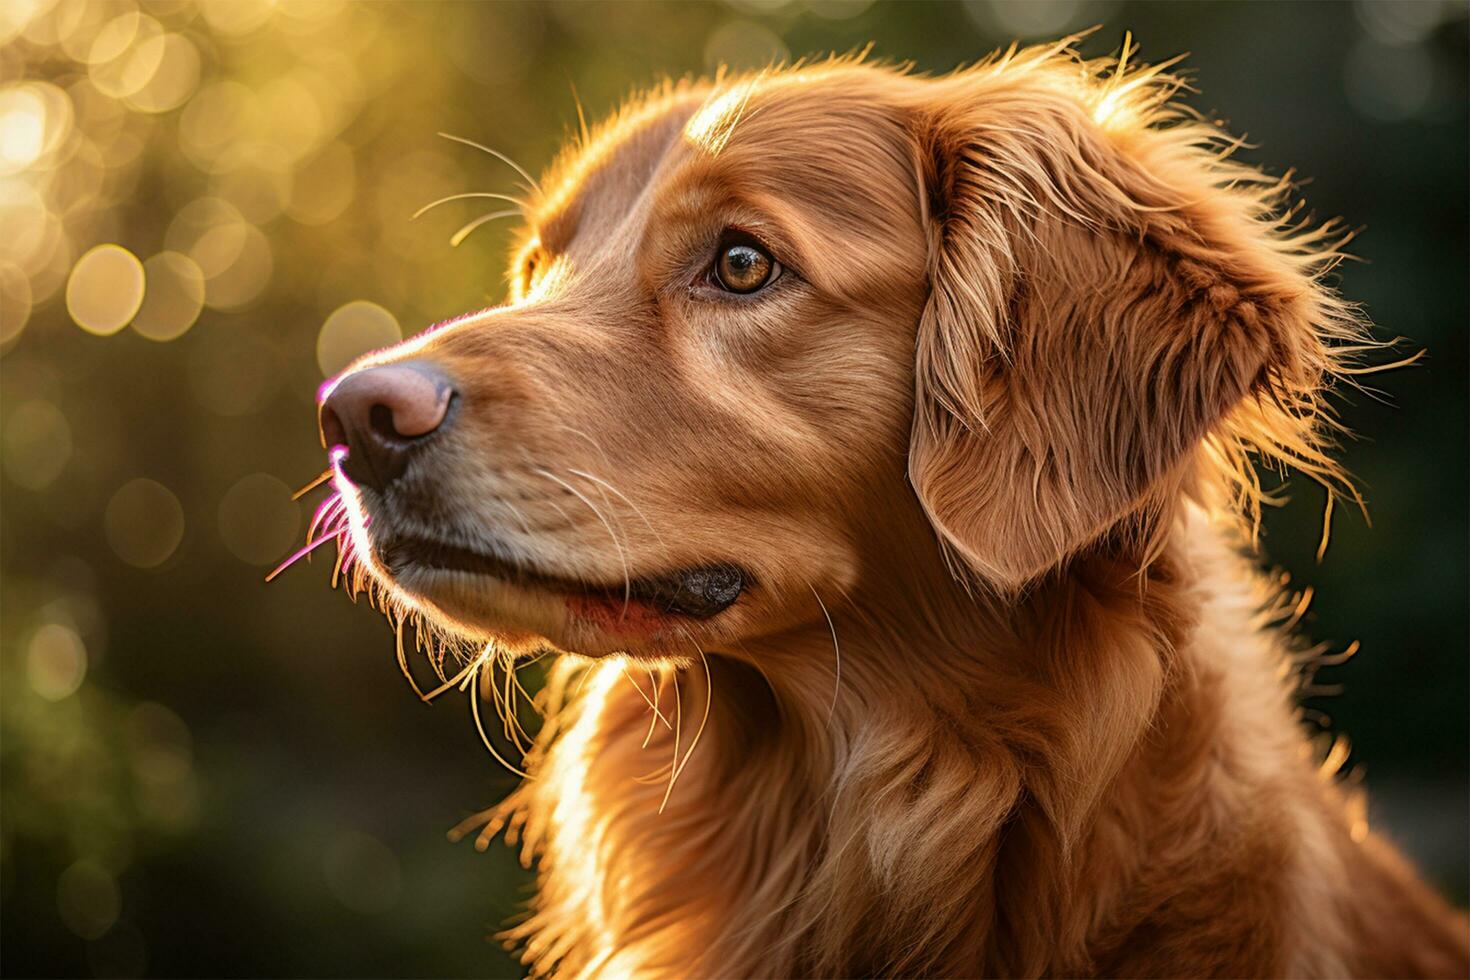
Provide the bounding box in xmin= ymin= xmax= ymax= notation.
xmin=643 ymin=175 xmax=813 ymax=284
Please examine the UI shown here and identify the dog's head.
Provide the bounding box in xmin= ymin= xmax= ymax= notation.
xmin=314 ymin=45 xmax=1362 ymax=659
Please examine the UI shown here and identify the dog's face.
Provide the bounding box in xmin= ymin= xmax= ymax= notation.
xmin=321 ymin=73 xmax=932 ymax=658
xmin=316 ymin=58 xmax=1342 ymax=659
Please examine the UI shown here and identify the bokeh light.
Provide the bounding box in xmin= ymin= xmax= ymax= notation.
xmin=316 ymin=300 xmax=401 ymax=377
xmin=65 ymin=243 xmax=145 ymax=335
xmin=56 ymin=860 xmax=121 ymax=941
xmin=103 ymin=477 xmax=185 ymax=569
xmin=3 ymin=398 xmax=72 ymax=490
xmin=123 ymin=32 xmax=201 ymax=114
xmin=130 ymin=251 xmax=205 ymax=341
xmin=27 ymin=622 xmax=88 ymax=702
xmin=217 ymin=472 xmax=301 ymax=566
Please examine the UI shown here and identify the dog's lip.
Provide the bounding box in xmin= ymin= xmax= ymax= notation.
xmin=378 ymin=535 xmax=746 ymax=620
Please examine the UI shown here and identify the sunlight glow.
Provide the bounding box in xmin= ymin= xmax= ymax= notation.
xmin=682 ymin=81 xmax=756 ymax=156
xmin=545 ymin=659 xmax=625 ymax=969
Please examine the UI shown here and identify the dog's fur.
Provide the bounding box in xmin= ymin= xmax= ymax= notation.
xmin=322 ymin=43 xmax=1470 ymax=977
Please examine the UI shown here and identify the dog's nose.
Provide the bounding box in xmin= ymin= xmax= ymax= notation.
xmin=319 ymin=361 xmax=455 ymax=490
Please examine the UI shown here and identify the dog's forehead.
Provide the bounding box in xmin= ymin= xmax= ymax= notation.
xmin=532 ymin=69 xmax=920 ymax=257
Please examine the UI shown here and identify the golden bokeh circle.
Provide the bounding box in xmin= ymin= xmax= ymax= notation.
xmin=178 ymin=81 xmax=260 ymax=173
xmin=217 ymin=472 xmax=301 ymax=566
xmin=0 ymin=81 xmax=75 ymax=175
xmin=124 ymin=32 xmax=201 ymax=114
xmin=85 ymin=11 xmax=146 ymax=66
xmin=90 ymin=14 xmax=166 ymax=100
xmin=126 ymin=701 xmax=194 ymax=784
xmin=104 ymin=477 xmax=185 ymax=569
xmin=56 ymin=861 xmax=120 ymax=941
xmin=66 ymin=243 xmax=145 ymax=335
xmin=0 ymin=262 xmax=32 ymax=346
xmin=27 ymin=622 xmax=88 ymax=701
xmin=165 ymin=196 xmax=244 ymax=254
xmin=2 ymin=398 xmax=73 ymax=490
xmin=198 ymin=0 xmax=274 ymax=37
xmin=131 ymin=250 xmax=205 ymax=342
xmin=316 ymin=300 xmax=401 ymax=377
xmin=285 ymin=140 xmax=355 ymax=226
xmin=197 ymin=222 xmax=272 ymax=310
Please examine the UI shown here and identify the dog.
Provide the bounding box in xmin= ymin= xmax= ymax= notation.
xmin=303 ymin=41 xmax=1470 ymax=977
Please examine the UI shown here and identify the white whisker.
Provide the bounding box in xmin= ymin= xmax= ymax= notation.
xmin=413 ymin=191 xmax=528 ymax=220
xmin=568 ymin=467 xmax=667 ymax=550
xmin=437 ymin=131 xmax=541 ymax=192
xmin=811 ymin=585 xmax=842 ymax=728
xmin=535 ymin=467 xmax=632 ymax=610
xmin=660 ymin=642 xmax=713 ymax=814
xmin=450 ymin=209 xmax=522 ymax=247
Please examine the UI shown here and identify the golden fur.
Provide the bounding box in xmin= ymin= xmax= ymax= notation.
xmin=319 ymin=41 xmax=1470 ymax=977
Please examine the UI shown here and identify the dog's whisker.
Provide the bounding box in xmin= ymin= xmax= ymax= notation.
xmin=658 ymin=670 xmax=683 ymax=813
xmin=291 ymin=468 xmax=334 ymax=500
xmin=449 ymin=209 xmax=523 ymax=248
xmin=534 ymin=467 xmax=632 ymax=611
xmin=495 ymin=493 xmax=542 ymax=544
xmin=412 ymin=191 xmax=528 ymax=221
xmin=469 ymin=654 xmax=533 ymax=780
xmin=264 ymin=527 xmax=343 ymax=582
xmin=395 ymin=613 xmax=429 ymax=701
xmin=499 ymin=655 xmax=521 ymax=749
xmin=437 ymin=131 xmax=541 ymax=193
xmin=567 ymin=467 xmax=668 ymax=550
xmin=640 ymin=668 xmax=668 ymax=749
xmin=552 ymin=423 xmax=617 ymax=474
xmin=306 ymin=494 xmax=345 ymax=544
xmin=504 ymin=653 xmax=539 ymax=751
xmin=810 ymin=584 xmax=843 ymax=728
xmin=659 ymin=638 xmax=714 ymax=814
xmin=419 ymin=644 xmax=487 ymax=702
xmin=621 ymin=663 xmax=674 ymax=731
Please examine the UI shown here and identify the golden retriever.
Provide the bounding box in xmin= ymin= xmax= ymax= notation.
xmin=301 ymin=41 xmax=1470 ymax=978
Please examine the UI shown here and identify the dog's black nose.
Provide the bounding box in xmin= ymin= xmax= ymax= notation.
xmin=319 ymin=360 xmax=455 ymax=490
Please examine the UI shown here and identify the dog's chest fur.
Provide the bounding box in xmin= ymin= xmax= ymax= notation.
xmin=494 ymin=507 xmax=1465 ymax=978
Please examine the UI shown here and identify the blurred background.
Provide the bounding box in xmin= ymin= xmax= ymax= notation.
xmin=0 ymin=1 xmax=1465 ymax=976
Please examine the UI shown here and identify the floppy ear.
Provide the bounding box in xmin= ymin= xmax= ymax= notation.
xmin=907 ymin=50 xmax=1359 ymax=592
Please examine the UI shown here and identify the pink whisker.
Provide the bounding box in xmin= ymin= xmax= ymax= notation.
xmin=265 ymin=528 xmax=346 ymax=583
xmin=307 ymin=493 xmax=345 ymax=542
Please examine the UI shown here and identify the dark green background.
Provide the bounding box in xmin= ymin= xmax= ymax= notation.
xmin=2 ymin=2 xmax=1465 ymax=977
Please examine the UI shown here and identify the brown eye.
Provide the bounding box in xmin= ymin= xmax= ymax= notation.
xmin=714 ymin=242 xmax=777 ymax=294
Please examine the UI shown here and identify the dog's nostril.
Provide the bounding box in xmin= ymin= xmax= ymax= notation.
xmin=320 ymin=405 xmax=347 ymax=450
xmin=368 ymin=402 xmax=402 ymax=442
xmin=316 ymin=360 xmax=456 ymax=490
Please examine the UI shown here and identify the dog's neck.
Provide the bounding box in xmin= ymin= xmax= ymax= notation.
xmin=503 ymin=500 xmax=1458 ymax=977
xmin=690 ymin=509 xmax=1198 ymax=975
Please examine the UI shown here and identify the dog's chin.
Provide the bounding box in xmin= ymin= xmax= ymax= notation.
xmin=367 ymin=537 xmax=748 ymax=659
xmin=387 ymin=563 xmax=572 ymax=648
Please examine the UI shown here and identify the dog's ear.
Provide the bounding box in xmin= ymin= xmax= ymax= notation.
xmin=906 ymin=51 xmax=1362 ymax=593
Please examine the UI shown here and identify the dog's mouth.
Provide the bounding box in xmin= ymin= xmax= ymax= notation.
xmin=378 ymin=535 xmax=746 ymax=621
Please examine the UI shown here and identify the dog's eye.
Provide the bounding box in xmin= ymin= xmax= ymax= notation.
xmin=521 ymin=249 xmax=543 ymax=289
xmin=714 ymin=240 xmax=779 ymax=294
